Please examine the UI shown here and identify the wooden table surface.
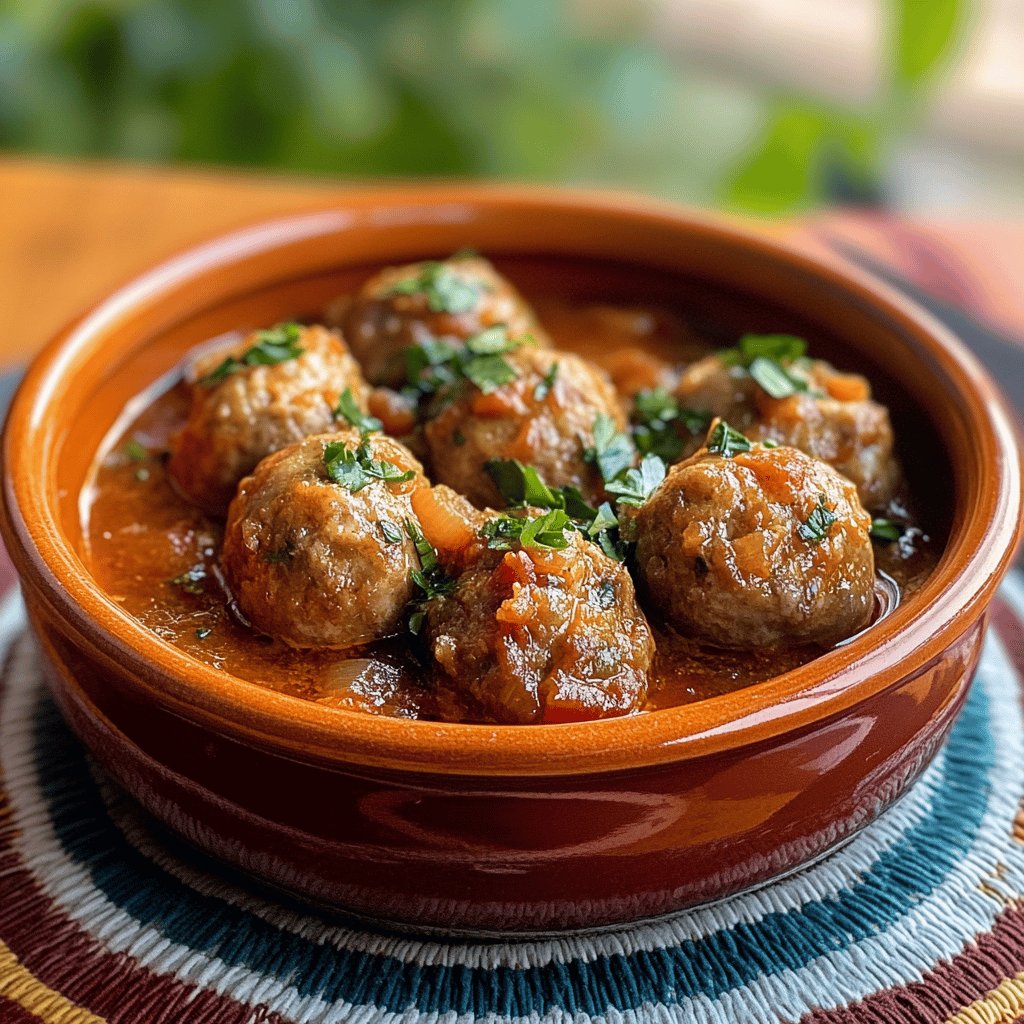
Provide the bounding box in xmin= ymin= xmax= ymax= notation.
xmin=3 ymin=156 xmax=1023 ymax=371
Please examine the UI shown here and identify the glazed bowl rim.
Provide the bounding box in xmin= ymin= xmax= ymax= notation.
xmin=3 ymin=184 xmax=1021 ymax=776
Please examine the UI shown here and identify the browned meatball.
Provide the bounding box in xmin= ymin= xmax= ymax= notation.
xmin=222 ymin=430 xmax=427 ymax=649
xmin=424 ymin=526 xmax=653 ymax=724
xmin=633 ymin=428 xmax=875 ymax=649
xmin=423 ymin=347 xmax=632 ymax=508
xmin=674 ymin=354 xmax=900 ymax=508
xmin=169 ymin=324 xmax=370 ymax=515
xmin=328 ymin=254 xmax=548 ymax=386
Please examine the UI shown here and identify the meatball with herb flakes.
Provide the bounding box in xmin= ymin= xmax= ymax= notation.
xmin=222 ymin=429 xmax=428 ymax=650
xmin=423 ymin=344 xmax=634 ymax=509
xmin=672 ymin=334 xmax=901 ymax=509
xmin=632 ymin=420 xmax=875 ymax=650
xmin=327 ymin=252 xmax=548 ymax=386
xmin=169 ymin=323 xmax=371 ymax=516
xmin=421 ymin=515 xmax=653 ymax=725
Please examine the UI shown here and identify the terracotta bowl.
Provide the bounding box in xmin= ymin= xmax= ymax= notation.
xmin=2 ymin=187 xmax=1021 ymax=935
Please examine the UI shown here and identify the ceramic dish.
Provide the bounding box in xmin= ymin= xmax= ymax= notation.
xmin=2 ymin=188 xmax=1021 ymax=934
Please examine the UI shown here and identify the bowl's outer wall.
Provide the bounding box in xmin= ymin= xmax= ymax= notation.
xmin=3 ymin=190 xmax=1021 ymax=931
xmin=34 ymin=602 xmax=980 ymax=932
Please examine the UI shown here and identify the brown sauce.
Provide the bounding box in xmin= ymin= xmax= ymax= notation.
xmin=83 ymin=299 xmax=940 ymax=717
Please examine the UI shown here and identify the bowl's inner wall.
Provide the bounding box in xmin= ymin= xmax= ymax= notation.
xmin=65 ymin=252 xmax=953 ymax=579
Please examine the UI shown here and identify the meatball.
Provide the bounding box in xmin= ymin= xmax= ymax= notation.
xmin=423 ymin=346 xmax=632 ymax=508
xmin=674 ymin=353 xmax=901 ymax=508
xmin=328 ymin=254 xmax=548 ymax=386
xmin=169 ymin=323 xmax=370 ymax=515
xmin=633 ymin=429 xmax=875 ymax=649
xmin=221 ymin=430 xmax=428 ymax=649
xmin=424 ymin=527 xmax=653 ymax=724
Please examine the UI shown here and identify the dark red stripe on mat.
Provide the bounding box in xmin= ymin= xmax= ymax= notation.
xmin=0 ymin=847 xmax=290 ymax=1024
xmin=799 ymin=904 xmax=1024 ymax=1024
xmin=0 ymin=995 xmax=44 ymax=1023
xmin=0 ymin=648 xmax=289 ymax=1024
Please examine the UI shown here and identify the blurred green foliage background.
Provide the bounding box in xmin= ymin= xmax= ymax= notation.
xmin=0 ymin=0 xmax=965 ymax=212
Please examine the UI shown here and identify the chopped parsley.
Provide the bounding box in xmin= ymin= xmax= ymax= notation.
xmin=631 ymin=387 xmax=711 ymax=462
xmin=481 ymin=508 xmax=572 ymax=551
xmin=534 ymin=362 xmax=559 ymax=401
xmin=121 ymin=437 xmax=155 ymax=481
xmin=605 ymin=454 xmax=667 ymax=508
xmin=747 ymin=356 xmax=809 ymax=400
xmin=718 ymin=333 xmax=817 ymax=401
xmin=720 ymin=333 xmax=807 ymax=366
xmin=388 ymin=260 xmax=482 ymax=315
xmin=263 ymin=544 xmax=293 ymax=564
xmin=334 ymin=387 xmax=382 ymax=434
xmin=380 ymin=520 xmax=404 ymax=544
xmin=403 ymin=325 xmax=526 ymax=400
xmin=584 ymin=412 xmax=635 ymax=483
xmin=323 ymin=440 xmax=416 ymax=493
xmin=706 ymin=420 xmax=753 ymax=458
xmin=870 ymin=517 xmax=906 ymax=542
xmin=195 ymin=627 xmax=212 ymax=640
xmin=798 ymin=496 xmax=839 ymax=544
xmin=199 ymin=322 xmax=305 ymax=385
xmin=169 ymin=565 xmax=207 ymax=595
xmin=462 ymin=352 xmax=518 ymax=393
xmin=484 ymin=458 xmax=626 ymax=560
xmin=486 ymin=458 xmax=564 ymax=509
xmin=405 ymin=519 xmax=456 ymax=634
xmin=123 ymin=438 xmax=148 ymax=462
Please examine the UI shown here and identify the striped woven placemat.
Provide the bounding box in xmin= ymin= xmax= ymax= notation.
xmin=0 ymin=579 xmax=1023 ymax=1024
xmin=2 ymin=217 xmax=1023 ymax=1023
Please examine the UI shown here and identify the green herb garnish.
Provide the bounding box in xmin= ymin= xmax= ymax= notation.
xmin=334 ymin=387 xmax=382 ymax=434
xmin=323 ymin=440 xmax=416 ymax=493
xmin=584 ymin=412 xmax=635 ymax=483
xmin=631 ymin=387 xmax=710 ymax=461
xmin=870 ymin=517 xmax=905 ymax=542
xmin=484 ymin=459 xmax=625 ymax=560
xmin=534 ymin=362 xmax=559 ymax=401
xmin=195 ymin=627 xmax=212 ymax=640
xmin=485 ymin=459 xmax=563 ymax=509
xmin=718 ymin=334 xmax=814 ymax=401
xmin=481 ymin=508 xmax=572 ymax=551
xmin=405 ymin=519 xmax=456 ymax=634
xmin=388 ymin=260 xmax=482 ymax=314
xmin=747 ymin=356 xmax=809 ymax=400
xmin=604 ymin=454 xmax=667 ymax=508
xmin=798 ymin=496 xmax=839 ymax=544
xmin=123 ymin=439 xmax=148 ymax=462
xmin=121 ymin=438 xmax=153 ymax=480
xmin=461 ymin=353 xmax=518 ymax=393
xmin=380 ymin=520 xmax=404 ymax=544
xmin=199 ymin=322 xmax=305 ymax=385
xmin=706 ymin=420 xmax=752 ymax=458
xmin=264 ymin=544 xmax=293 ymax=564
xmin=403 ymin=326 xmax=525 ymax=400
xmin=169 ymin=565 xmax=207 ymax=595
xmin=720 ymin=334 xmax=808 ymax=366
